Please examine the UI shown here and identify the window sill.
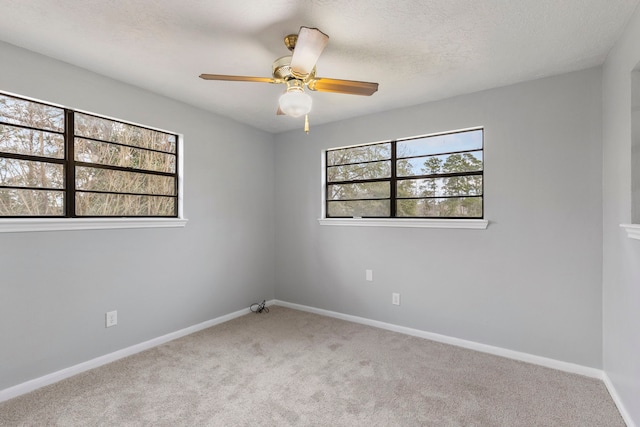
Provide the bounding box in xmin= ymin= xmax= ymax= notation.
xmin=620 ymin=224 xmax=640 ymax=240
xmin=0 ymin=218 xmax=188 ymax=233
xmin=318 ymin=218 xmax=489 ymax=229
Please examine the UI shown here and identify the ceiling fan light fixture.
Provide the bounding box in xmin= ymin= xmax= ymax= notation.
xmin=279 ymin=85 xmax=312 ymax=118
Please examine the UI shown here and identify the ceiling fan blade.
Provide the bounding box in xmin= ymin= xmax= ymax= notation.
xmin=276 ymin=106 xmax=285 ymax=115
xmin=199 ymin=74 xmax=278 ymax=83
xmin=290 ymin=27 xmax=329 ymax=77
xmin=308 ymin=78 xmax=379 ymax=96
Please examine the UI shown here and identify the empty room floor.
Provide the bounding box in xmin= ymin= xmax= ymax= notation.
xmin=0 ymin=306 xmax=624 ymax=426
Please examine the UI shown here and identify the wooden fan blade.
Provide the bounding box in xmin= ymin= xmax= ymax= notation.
xmin=277 ymin=106 xmax=285 ymax=115
xmin=308 ymin=78 xmax=379 ymax=96
xmin=290 ymin=27 xmax=329 ymax=77
xmin=199 ymin=74 xmax=278 ymax=83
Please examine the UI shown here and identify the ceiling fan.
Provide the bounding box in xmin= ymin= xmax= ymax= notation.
xmin=199 ymin=27 xmax=379 ymax=133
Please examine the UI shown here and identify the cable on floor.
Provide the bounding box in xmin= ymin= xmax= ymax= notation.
xmin=250 ymin=300 xmax=269 ymax=313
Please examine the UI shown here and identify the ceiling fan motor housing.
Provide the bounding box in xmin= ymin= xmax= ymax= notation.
xmin=272 ymin=56 xmax=315 ymax=82
xmin=272 ymin=56 xmax=293 ymax=80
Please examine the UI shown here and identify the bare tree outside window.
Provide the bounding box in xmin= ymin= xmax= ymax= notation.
xmin=0 ymin=92 xmax=179 ymax=217
xmin=73 ymin=113 xmax=177 ymax=217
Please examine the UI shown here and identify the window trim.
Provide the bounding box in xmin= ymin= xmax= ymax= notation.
xmin=0 ymin=90 xmax=187 ymax=232
xmin=0 ymin=217 xmax=188 ymax=233
xmin=318 ymin=217 xmax=488 ymax=229
xmin=321 ymin=127 xmax=486 ymax=227
xmin=621 ymin=224 xmax=640 ymax=240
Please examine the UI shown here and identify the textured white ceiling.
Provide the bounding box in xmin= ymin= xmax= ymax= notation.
xmin=0 ymin=0 xmax=637 ymax=133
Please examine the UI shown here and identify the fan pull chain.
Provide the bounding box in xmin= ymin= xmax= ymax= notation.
xmin=304 ymin=114 xmax=310 ymax=134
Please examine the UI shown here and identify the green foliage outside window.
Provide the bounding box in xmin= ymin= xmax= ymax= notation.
xmin=326 ymin=129 xmax=483 ymax=218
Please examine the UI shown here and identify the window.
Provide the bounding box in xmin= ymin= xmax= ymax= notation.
xmin=325 ymin=128 xmax=483 ymax=219
xmin=0 ymin=92 xmax=179 ymax=218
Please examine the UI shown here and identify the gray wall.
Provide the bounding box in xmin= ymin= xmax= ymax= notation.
xmin=632 ymin=70 xmax=640 ymax=223
xmin=274 ymin=68 xmax=604 ymax=368
xmin=0 ymin=41 xmax=276 ymax=390
xmin=602 ymin=3 xmax=640 ymax=424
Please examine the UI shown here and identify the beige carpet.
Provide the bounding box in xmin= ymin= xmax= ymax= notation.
xmin=0 ymin=306 xmax=624 ymax=426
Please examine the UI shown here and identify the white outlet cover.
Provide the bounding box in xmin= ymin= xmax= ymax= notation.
xmin=106 ymin=310 xmax=117 ymax=327
xmin=392 ymin=293 xmax=400 ymax=305
xmin=366 ymin=269 xmax=373 ymax=281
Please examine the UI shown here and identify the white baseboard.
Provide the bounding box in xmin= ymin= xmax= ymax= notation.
xmin=603 ymin=372 xmax=637 ymax=427
xmin=272 ymin=300 xmax=603 ymax=379
xmin=0 ymin=302 xmax=275 ymax=403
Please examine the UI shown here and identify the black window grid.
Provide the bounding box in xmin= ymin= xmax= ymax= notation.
xmin=0 ymin=92 xmax=179 ymax=218
xmin=325 ymin=129 xmax=484 ymax=219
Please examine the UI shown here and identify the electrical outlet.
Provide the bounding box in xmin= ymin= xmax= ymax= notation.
xmin=392 ymin=293 xmax=400 ymax=306
xmin=106 ymin=310 xmax=117 ymax=328
xmin=366 ymin=269 xmax=373 ymax=281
